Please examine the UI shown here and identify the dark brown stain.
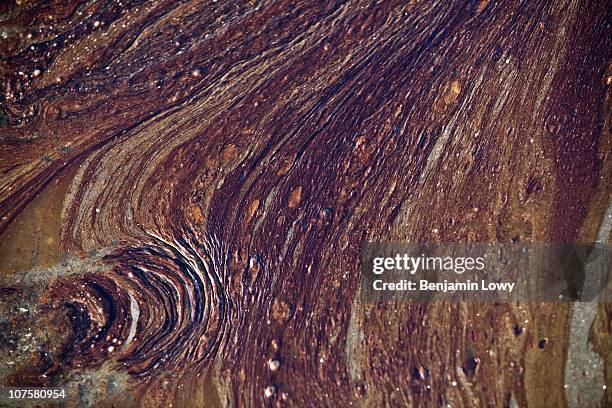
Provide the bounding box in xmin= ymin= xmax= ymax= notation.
xmin=0 ymin=0 xmax=610 ymax=407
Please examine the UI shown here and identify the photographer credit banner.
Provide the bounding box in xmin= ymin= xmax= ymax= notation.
xmin=360 ymin=243 xmax=611 ymax=302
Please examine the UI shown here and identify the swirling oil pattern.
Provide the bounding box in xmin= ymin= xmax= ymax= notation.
xmin=0 ymin=0 xmax=610 ymax=406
